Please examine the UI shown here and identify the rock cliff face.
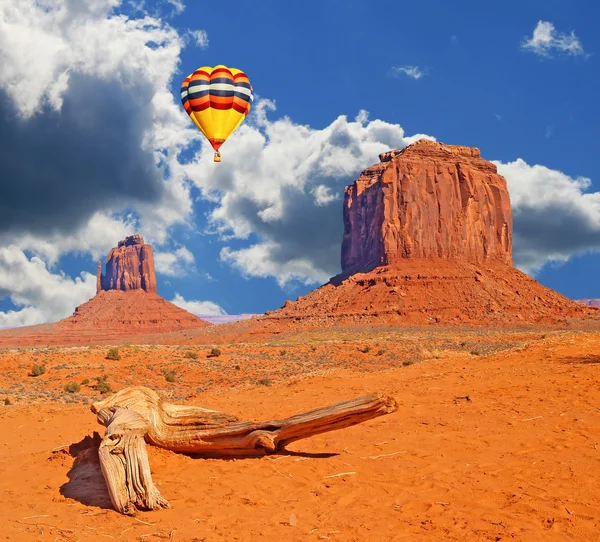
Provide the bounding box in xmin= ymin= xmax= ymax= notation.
xmin=342 ymin=140 xmax=512 ymax=275
xmin=255 ymin=140 xmax=598 ymax=328
xmin=97 ymin=234 xmax=157 ymax=293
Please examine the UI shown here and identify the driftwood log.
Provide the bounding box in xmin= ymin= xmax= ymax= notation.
xmin=91 ymin=386 xmax=398 ymax=515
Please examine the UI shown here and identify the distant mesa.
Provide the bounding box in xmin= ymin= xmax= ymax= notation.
xmin=260 ymin=139 xmax=599 ymax=327
xmin=577 ymin=299 xmax=600 ymax=309
xmin=199 ymin=314 xmax=258 ymax=325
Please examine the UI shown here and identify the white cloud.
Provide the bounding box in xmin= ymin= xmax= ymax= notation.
xmin=166 ymin=0 xmax=185 ymax=14
xmin=188 ymin=29 xmax=208 ymax=48
xmin=183 ymin=95 xmax=600 ymax=287
xmin=311 ymin=185 xmax=339 ymax=207
xmin=220 ymin=244 xmax=331 ymax=287
xmin=171 ymin=293 xmax=226 ymax=316
xmin=0 ymin=0 xmax=203 ymax=324
xmin=494 ymin=158 xmax=600 ymax=274
xmin=0 ymin=246 xmax=96 ymax=328
xmin=0 ymin=0 xmax=198 ymax=228
xmin=391 ymin=66 xmax=425 ymax=80
xmin=5 ymin=212 xmax=138 ymax=266
xmin=182 ymin=99 xmax=434 ymax=286
xmin=521 ymin=21 xmax=586 ymax=57
xmin=155 ymin=246 xmax=196 ymax=277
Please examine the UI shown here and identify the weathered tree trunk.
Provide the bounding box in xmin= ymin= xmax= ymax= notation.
xmin=97 ymin=407 xmax=169 ymax=515
xmin=91 ymin=386 xmax=397 ymax=515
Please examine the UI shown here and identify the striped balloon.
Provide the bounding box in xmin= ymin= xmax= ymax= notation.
xmin=181 ymin=65 xmax=254 ymax=162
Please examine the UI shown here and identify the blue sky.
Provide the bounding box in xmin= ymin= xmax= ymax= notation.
xmin=0 ymin=0 xmax=599 ymax=326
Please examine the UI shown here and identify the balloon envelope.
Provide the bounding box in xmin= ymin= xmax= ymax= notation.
xmin=181 ymin=65 xmax=253 ymax=161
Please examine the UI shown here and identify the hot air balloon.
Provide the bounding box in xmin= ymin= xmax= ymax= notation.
xmin=180 ymin=64 xmax=254 ymax=162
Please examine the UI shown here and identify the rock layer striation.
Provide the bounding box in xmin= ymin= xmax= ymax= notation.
xmin=97 ymin=234 xmax=157 ymax=293
xmin=342 ymin=140 xmax=512 ymax=275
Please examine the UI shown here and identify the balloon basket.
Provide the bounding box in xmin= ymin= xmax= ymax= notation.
xmin=214 ymin=152 xmax=221 ymax=163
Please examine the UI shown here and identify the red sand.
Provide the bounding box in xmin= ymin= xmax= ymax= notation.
xmin=1 ymin=329 xmax=599 ymax=540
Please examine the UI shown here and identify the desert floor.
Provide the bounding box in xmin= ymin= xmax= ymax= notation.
xmin=1 ymin=328 xmax=599 ymax=541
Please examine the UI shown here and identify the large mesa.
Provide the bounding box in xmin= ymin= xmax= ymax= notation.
xmin=258 ymin=139 xmax=598 ymax=327
xmin=342 ymin=139 xmax=512 ymax=275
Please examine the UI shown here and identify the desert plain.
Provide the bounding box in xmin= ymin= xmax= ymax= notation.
xmin=1 ymin=324 xmax=600 ymax=541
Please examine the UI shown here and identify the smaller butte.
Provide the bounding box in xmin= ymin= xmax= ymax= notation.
xmin=59 ymin=235 xmax=210 ymax=333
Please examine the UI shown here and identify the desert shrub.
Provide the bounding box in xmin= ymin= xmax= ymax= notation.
xmin=279 ymin=349 xmax=287 ymax=356
xmin=81 ymin=379 xmax=90 ymax=386
xmin=31 ymin=364 xmax=47 ymax=377
xmin=402 ymin=360 xmax=414 ymax=367
xmin=459 ymin=341 xmax=467 ymax=347
xmin=359 ymin=345 xmax=371 ymax=354
xmin=3 ymin=398 xmax=11 ymax=406
xmin=64 ymin=382 xmax=81 ymax=393
xmin=235 ymin=365 xmax=240 ymax=370
xmin=470 ymin=350 xmax=481 ymax=356
xmin=257 ymin=378 xmax=272 ymax=387
xmin=106 ymin=347 xmax=121 ymax=361
xmin=184 ymin=351 xmax=198 ymax=360
xmin=376 ymin=349 xmax=385 ymax=356
xmin=165 ymin=371 xmax=177 ymax=383
xmin=94 ymin=375 xmax=112 ymax=394
xmin=208 ymin=347 xmax=221 ymax=358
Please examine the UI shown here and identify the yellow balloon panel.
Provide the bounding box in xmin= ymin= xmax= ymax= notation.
xmin=181 ymin=65 xmax=253 ymax=155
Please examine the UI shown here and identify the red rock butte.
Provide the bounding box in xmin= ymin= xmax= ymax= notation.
xmin=0 ymin=235 xmax=210 ymax=347
xmin=61 ymin=235 xmax=210 ymax=334
xmin=342 ymin=141 xmax=512 ymax=274
xmin=97 ymin=234 xmax=157 ymax=293
xmin=258 ymin=139 xmax=599 ymax=328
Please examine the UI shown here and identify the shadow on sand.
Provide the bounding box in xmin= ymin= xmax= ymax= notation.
xmin=562 ymin=354 xmax=600 ymax=365
xmin=58 ymin=433 xmax=338 ymax=509
xmin=59 ymin=432 xmax=113 ymax=510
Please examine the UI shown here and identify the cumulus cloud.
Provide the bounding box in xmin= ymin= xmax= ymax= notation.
xmin=182 ymin=102 xmax=434 ymax=286
xmin=0 ymin=246 xmax=96 ymax=328
xmin=0 ymin=0 xmax=199 ymax=236
xmin=521 ymin=21 xmax=586 ymax=57
xmin=155 ymin=247 xmax=196 ymax=277
xmin=0 ymin=0 xmax=204 ymax=325
xmin=0 ymin=80 xmax=164 ymax=235
xmin=182 ymin=97 xmax=600 ymax=287
xmin=171 ymin=293 xmax=226 ymax=316
xmin=390 ymin=66 xmax=425 ymax=80
xmin=494 ymin=159 xmax=600 ymax=273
